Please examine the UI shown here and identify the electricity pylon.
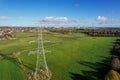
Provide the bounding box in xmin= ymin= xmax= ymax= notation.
xmin=34 ymin=27 xmax=50 ymax=80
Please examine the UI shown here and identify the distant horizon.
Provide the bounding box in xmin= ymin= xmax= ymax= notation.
xmin=0 ymin=0 xmax=120 ymax=27
xmin=0 ymin=25 xmax=120 ymax=28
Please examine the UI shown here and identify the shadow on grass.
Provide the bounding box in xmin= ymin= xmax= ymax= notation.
xmin=110 ymin=39 xmax=120 ymax=63
xmin=0 ymin=53 xmax=19 ymax=65
xmin=22 ymin=62 xmax=35 ymax=71
xmin=110 ymin=48 xmax=120 ymax=57
xmin=69 ymin=57 xmax=111 ymax=80
xmin=0 ymin=52 xmax=34 ymax=72
xmin=69 ymin=39 xmax=119 ymax=80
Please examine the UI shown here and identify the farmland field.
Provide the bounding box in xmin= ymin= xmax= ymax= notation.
xmin=0 ymin=32 xmax=117 ymax=80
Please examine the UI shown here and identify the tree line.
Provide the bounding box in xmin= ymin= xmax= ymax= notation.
xmin=84 ymin=28 xmax=120 ymax=37
xmin=105 ymin=39 xmax=120 ymax=80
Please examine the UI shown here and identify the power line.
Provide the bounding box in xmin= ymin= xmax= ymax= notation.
xmin=34 ymin=26 xmax=50 ymax=80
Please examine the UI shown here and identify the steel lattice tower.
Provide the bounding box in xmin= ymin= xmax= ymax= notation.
xmin=34 ymin=27 xmax=50 ymax=80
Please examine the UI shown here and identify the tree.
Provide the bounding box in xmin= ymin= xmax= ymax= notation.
xmin=105 ymin=70 xmax=120 ymax=80
xmin=111 ymin=55 xmax=120 ymax=70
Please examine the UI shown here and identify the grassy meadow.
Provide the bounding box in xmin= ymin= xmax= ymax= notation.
xmin=0 ymin=32 xmax=117 ymax=80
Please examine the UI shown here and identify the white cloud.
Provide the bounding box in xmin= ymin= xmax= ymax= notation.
xmin=96 ymin=16 xmax=107 ymax=21
xmin=0 ymin=16 xmax=9 ymax=20
xmin=96 ymin=16 xmax=120 ymax=27
xmin=41 ymin=16 xmax=68 ymax=23
xmin=36 ymin=16 xmax=81 ymax=27
xmin=74 ymin=3 xmax=80 ymax=7
xmin=69 ymin=19 xmax=80 ymax=23
xmin=37 ymin=16 xmax=81 ymax=23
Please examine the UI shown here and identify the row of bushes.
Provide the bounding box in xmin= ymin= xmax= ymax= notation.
xmin=84 ymin=29 xmax=120 ymax=37
xmin=105 ymin=39 xmax=120 ymax=80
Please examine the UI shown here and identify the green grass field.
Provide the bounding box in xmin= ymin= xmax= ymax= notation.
xmin=0 ymin=32 xmax=117 ymax=80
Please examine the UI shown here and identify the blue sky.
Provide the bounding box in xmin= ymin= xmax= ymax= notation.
xmin=0 ymin=0 xmax=120 ymax=27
